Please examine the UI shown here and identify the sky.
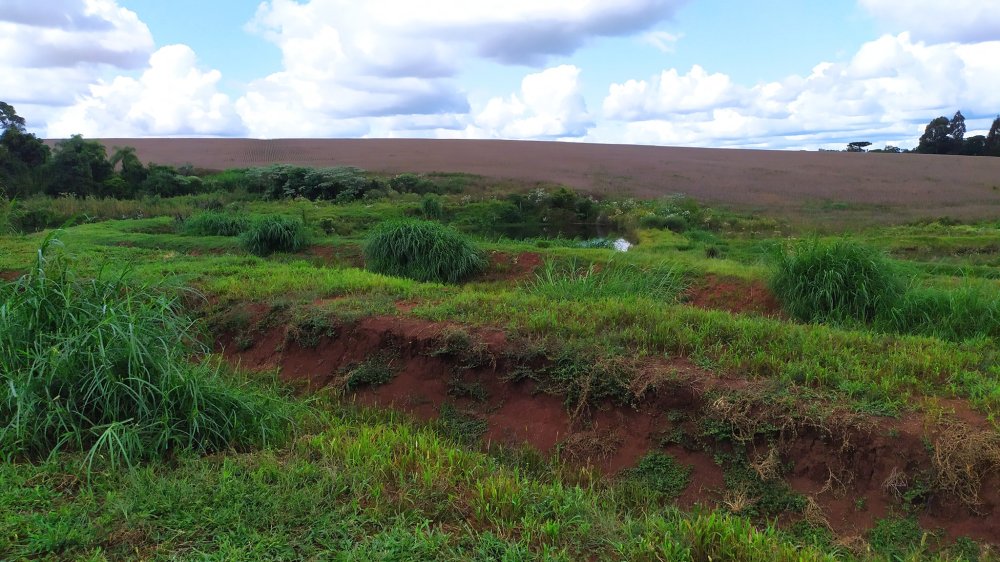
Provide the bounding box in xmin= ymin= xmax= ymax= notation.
xmin=2 ymin=0 xmax=999 ymax=149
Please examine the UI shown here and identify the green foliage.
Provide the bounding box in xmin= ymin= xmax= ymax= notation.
xmin=245 ymin=164 xmax=372 ymax=202
xmin=239 ymin=215 xmax=310 ymax=256
xmin=345 ymin=353 xmax=396 ymax=390
xmin=437 ymin=402 xmax=488 ymax=445
xmin=45 ymin=135 xmax=114 ymax=198
xmin=770 ymin=238 xmax=904 ymax=324
xmin=182 ymin=211 xmax=251 ymax=236
xmin=877 ymin=281 xmax=1000 ymax=342
xmin=364 ymin=219 xmax=487 ymax=283
xmin=525 ymin=258 xmax=686 ymax=302
xmin=141 ymin=164 xmax=203 ymax=197
xmin=0 ymin=237 xmax=296 ymax=467
xmin=421 ymin=194 xmax=444 ymax=219
xmin=625 ymin=452 xmax=692 ymax=499
xmin=868 ymin=517 xmax=926 ymax=560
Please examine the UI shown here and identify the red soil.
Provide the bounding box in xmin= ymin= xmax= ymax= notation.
xmin=683 ymin=275 xmax=784 ymax=317
xmin=0 ymin=270 xmax=21 ymax=281
xmin=216 ymin=309 xmax=1000 ymax=545
xmin=89 ymin=138 xmax=1000 ymax=221
xmin=481 ymin=251 xmax=544 ymax=282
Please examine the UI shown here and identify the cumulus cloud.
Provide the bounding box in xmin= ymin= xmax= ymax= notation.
xmin=47 ymin=45 xmax=244 ymax=137
xmin=236 ymin=0 xmax=684 ymax=137
xmin=0 ymin=0 xmax=154 ymax=127
xmin=461 ymin=65 xmax=592 ymax=139
xmin=860 ymin=0 xmax=1000 ymax=44
xmin=597 ymin=33 xmax=1000 ymax=149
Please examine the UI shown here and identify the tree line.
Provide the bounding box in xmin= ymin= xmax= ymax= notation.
xmin=0 ymin=102 xmax=202 ymax=200
xmin=845 ymin=111 xmax=1000 ymax=156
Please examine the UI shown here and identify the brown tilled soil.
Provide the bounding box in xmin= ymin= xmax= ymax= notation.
xmin=216 ymin=307 xmax=1000 ymax=545
xmin=89 ymin=138 xmax=1000 ymax=222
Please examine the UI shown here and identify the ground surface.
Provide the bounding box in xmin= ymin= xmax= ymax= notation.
xmin=86 ymin=138 xmax=1000 ymax=223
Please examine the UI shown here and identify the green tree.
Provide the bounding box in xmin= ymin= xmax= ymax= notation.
xmin=45 ymin=135 xmax=114 ymax=197
xmin=0 ymin=101 xmax=26 ymax=133
xmin=846 ymin=141 xmax=871 ymax=152
xmin=0 ymin=111 xmax=49 ymax=198
xmin=110 ymin=145 xmax=147 ymax=190
xmin=948 ymin=110 xmax=966 ymax=144
xmin=986 ymin=116 xmax=1000 ymax=156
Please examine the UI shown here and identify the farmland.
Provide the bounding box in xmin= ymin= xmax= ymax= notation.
xmin=2 ymin=141 xmax=1000 ymax=560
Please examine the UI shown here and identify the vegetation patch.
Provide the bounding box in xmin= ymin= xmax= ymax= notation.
xmin=344 ymin=353 xmax=397 ymax=390
xmin=181 ymin=210 xmax=251 ymax=236
xmin=770 ymin=238 xmax=904 ymax=324
xmin=0 ymin=238 xmax=296 ymax=468
xmin=239 ymin=215 xmax=310 ymax=256
xmin=625 ymin=452 xmax=692 ymax=499
xmin=364 ymin=219 xmax=487 ymax=283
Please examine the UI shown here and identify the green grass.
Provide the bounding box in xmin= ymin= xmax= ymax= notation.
xmin=239 ymin=214 xmax=310 ymax=256
xmin=0 ymin=235 xmax=297 ymax=468
xmin=770 ymin=238 xmax=905 ymax=324
xmin=364 ymin=219 xmax=488 ymax=283
xmin=181 ymin=210 xmax=251 ymax=236
xmin=524 ymin=258 xmax=686 ymax=302
xmin=625 ymin=452 xmax=692 ymax=499
xmin=1 ymin=404 xmax=849 ymax=561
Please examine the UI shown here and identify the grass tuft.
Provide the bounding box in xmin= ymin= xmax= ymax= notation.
xmin=0 ymin=235 xmax=297 ymax=468
xmin=182 ymin=211 xmax=251 ymax=236
xmin=770 ymin=238 xmax=904 ymax=324
xmin=364 ymin=219 xmax=487 ymax=283
xmin=239 ymin=215 xmax=310 ymax=256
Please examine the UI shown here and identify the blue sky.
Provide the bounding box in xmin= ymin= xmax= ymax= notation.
xmin=2 ymin=0 xmax=998 ymax=149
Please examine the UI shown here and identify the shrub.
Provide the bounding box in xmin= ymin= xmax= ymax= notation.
xmin=640 ymin=214 xmax=687 ymax=232
xmin=0 ymin=236 xmax=296 ymax=467
xmin=239 ymin=215 xmax=310 ymax=256
xmin=421 ymin=194 xmax=443 ymax=219
xmin=770 ymin=238 xmax=904 ymax=324
xmin=182 ymin=211 xmax=251 ymax=236
xmin=364 ymin=219 xmax=487 ymax=283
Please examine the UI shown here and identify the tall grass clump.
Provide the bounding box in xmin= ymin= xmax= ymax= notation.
xmin=182 ymin=211 xmax=251 ymax=236
xmin=770 ymin=238 xmax=904 ymax=324
xmin=0 ymin=236 xmax=296 ymax=467
xmin=239 ymin=215 xmax=310 ymax=256
xmin=877 ymin=281 xmax=1000 ymax=342
xmin=364 ymin=219 xmax=487 ymax=283
xmin=525 ymin=258 xmax=686 ymax=302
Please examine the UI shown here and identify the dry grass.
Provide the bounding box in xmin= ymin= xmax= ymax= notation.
xmin=881 ymin=467 xmax=910 ymax=501
xmin=930 ymin=423 xmax=1000 ymax=507
xmin=749 ymin=446 xmax=782 ymax=481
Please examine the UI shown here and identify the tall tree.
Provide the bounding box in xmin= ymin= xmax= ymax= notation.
xmin=110 ymin=146 xmax=148 ymax=190
xmin=46 ymin=135 xmax=114 ymax=197
xmin=987 ymin=116 xmax=1000 ymax=156
xmin=948 ymin=111 xmax=966 ymax=144
xmin=917 ymin=116 xmax=952 ymax=154
xmin=0 ymin=102 xmax=26 ymax=133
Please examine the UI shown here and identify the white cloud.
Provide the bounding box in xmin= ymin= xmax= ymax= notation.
xmin=463 ymin=65 xmax=592 ymax=139
xmin=0 ymin=0 xmax=154 ymax=126
xmin=597 ymin=33 xmax=1000 ymax=149
xmin=860 ymin=0 xmax=1000 ymax=44
xmin=236 ymin=0 xmax=685 ymax=137
xmin=47 ymin=45 xmax=244 ymax=137
xmin=641 ymin=31 xmax=683 ymax=53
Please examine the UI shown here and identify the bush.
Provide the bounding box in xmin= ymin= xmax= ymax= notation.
xmin=0 ymin=236 xmax=295 ymax=466
xmin=770 ymin=239 xmax=904 ymax=324
xmin=239 ymin=215 xmax=310 ymax=256
xmin=364 ymin=219 xmax=487 ymax=283
xmin=640 ymin=214 xmax=687 ymax=232
xmin=182 ymin=211 xmax=251 ymax=236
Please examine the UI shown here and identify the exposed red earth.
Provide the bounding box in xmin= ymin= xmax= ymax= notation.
xmin=85 ymin=138 xmax=1000 ymax=221
xmin=216 ymin=306 xmax=1000 ymax=545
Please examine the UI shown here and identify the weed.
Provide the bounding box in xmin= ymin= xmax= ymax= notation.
xmin=437 ymin=402 xmax=487 ymax=445
xmin=344 ymin=353 xmax=397 ymax=390
xmin=770 ymin=238 xmax=904 ymax=324
xmin=239 ymin=215 xmax=310 ymax=256
xmin=0 ymin=237 xmax=296 ymax=468
xmin=447 ymin=377 xmax=489 ymax=402
xmin=364 ymin=219 xmax=487 ymax=283
xmin=868 ymin=516 xmax=927 ymax=560
xmin=625 ymin=452 xmax=692 ymax=499
xmin=524 ymin=258 xmax=686 ymax=302
xmin=182 ymin=211 xmax=250 ymax=236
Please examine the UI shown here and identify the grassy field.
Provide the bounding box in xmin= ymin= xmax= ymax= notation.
xmin=2 ymin=171 xmax=1000 ymax=560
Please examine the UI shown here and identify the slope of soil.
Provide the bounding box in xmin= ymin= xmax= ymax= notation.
xmin=86 ymin=138 xmax=1000 ymax=221
xmin=216 ymin=308 xmax=1000 ymax=545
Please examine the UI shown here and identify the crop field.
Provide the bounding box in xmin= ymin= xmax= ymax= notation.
xmin=2 ymin=147 xmax=1000 ymax=561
